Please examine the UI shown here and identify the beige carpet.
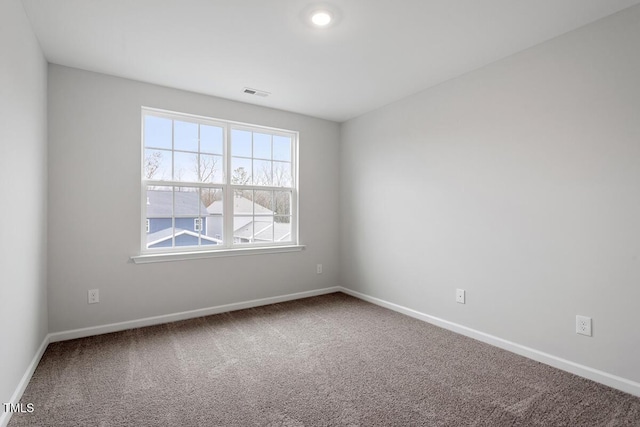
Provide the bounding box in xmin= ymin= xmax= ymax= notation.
xmin=8 ymin=293 xmax=640 ymax=426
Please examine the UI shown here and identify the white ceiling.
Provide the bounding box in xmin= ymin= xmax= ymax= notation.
xmin=21 ymin=0 xmax=640 ymax=122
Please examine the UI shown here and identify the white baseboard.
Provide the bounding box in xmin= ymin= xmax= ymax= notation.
xmin=49 ymin=286 xmax=342 ymax=343
xmin=339 ymin=287 xmax=640 ymax=397
xmin=0 ymin=335 xmax=50 ymax=427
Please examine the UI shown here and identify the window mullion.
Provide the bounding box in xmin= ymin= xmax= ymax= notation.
xmin=171 ymin=187 xmax=176 ymax=248
xmin=197 ymin=126 xmax=202 ymax=247
xmin=291 ymin=135 xmax=298 ymax=243
xmin=224 ymin=123 xmax=234 ymax=248
xmin=171 ymin=120 xmax=176 ymax=248
xmin=144 ymin=180 xmax=223 ymax=189
xmin=229 ymin=184 xmax=293 ymax=192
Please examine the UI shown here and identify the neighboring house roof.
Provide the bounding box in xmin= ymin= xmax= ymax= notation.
xmin=147 ymin=190 xmax=208 ymax=217
xmin=234 ymin=220 xmax=291 ymax=242
xmin=146 ymin=227 xmax=174 ymax=244
xmin=146 ymin=227 xmax=221 ymax=247
xmin=209 ymin=196 xmax=287 ymax=241
xmin=207 ymin=195 xmax=273 ymax=215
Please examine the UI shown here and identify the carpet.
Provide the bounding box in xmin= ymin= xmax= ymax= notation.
xmin=8 ymin=293 xmax=640 ymax=426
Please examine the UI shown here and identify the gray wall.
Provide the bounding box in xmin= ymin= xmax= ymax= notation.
xmin=0 ymin=0 xmax=48 ymax=407
xmin=47 ymin=65 xmax=340 ymax=332
xmin=340 ymin=6 xmax=640 ymax=383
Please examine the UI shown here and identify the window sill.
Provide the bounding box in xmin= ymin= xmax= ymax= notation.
xmin=131 ymin=245 xmax=305 ymax=264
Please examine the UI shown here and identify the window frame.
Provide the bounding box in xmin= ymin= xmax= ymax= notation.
xmin=139 ymin=107 xmax=299 ymax=257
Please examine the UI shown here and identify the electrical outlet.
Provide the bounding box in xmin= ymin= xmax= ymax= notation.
xmin=88 ymin=289 xmax=99 ymax=304
xmin=317 ymin=264 xmax=323 ymax=274
xmin=456 ymin=289 xmax=465 ymax=304
xmin=576 ymin=315 xmax=592 ymax=336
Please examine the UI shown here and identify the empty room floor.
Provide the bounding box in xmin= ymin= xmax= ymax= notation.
xmin=9 ymin=293 xmax=640 ymax=426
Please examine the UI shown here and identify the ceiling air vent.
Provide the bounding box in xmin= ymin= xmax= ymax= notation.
xmin=243 ymin=87 xmax=270 ymax=97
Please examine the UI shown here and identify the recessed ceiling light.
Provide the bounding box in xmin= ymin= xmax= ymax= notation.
xmin=311 ymin=10 xmax=332 ymax=27
xmin=301 ymin=4 xmax=341 ymax=30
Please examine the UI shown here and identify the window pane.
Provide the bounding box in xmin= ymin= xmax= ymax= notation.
xmin=201 ymin=233 xmax=220 ymax=246
xmin=144 ymin=116 xmax=172 ymax=149
xmin=253 ymin=133 xmax=271 ymax=159
xmin=273 ymin=161 xmax=292 ymax=187
xmin=253 ymin=217 xmax=274 ymax=243
xmin=173 ymin=228 xmax=198 ymax=247
xmin=144 ymin=149 xmax=171 ymax=180
xmin=234 ymin=216 xmax=253 ymax=244
xmin=200 ymin=188 xmax=222 ymax=213
xmin=273 ymin=136 xmax=291 ymax=161
xmin=274 ymin=216 xmax=292 ymax=242
xmin=254 ymin=190 xmax=273 ymax=213
xmin=146 ymin=186 xmax=174 ymax=249
xmin=253 ymin=160 xmax=272 ymax=186
xmin=174 ymin=152 xmax=198 ymax=182
xmin=274 ymin=191 xmax=291 ymax=216
xmin=232 ymin=190 xmax=253 ymax=214
xmin=199 ymin=154 xmax=223 ymax=183
xmin=174 ymin=187 xmax=200 ymax=217
xmin=174 ymin=188 xmax=202 ymax=248
xmin=231 ymin=129 xmax=251 ymax=157
xmin=231 ymin=158 xmax=252 ymax=185
xmin=201 ymin=125 xmax=223 ymax=154
xmin=203 ymin=188 xmax=223 ymax=215
xmin=174 ymin=120 xmax=198 ymax=152
xmin=201 ymin=188 xmax=223 ymax=244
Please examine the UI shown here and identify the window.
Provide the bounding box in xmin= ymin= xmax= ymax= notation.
xmin=141 ymin=108 xmax=297 ymax=253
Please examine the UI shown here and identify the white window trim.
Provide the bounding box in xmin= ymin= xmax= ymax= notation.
xmin=131 ymin=244 xmax=306 ymax=264
xmin=136 ymin=107 xmax=299 ymax=261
